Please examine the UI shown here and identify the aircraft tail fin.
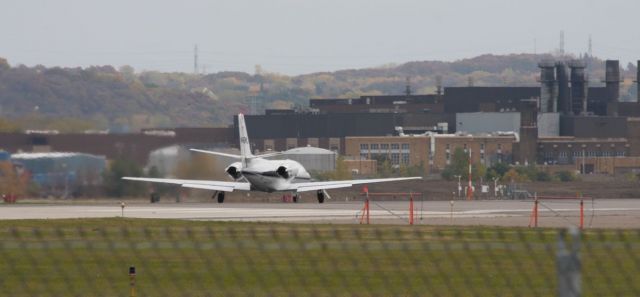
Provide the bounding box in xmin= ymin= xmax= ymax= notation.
xmin=238 ymin=114 xmax=254 ymax=159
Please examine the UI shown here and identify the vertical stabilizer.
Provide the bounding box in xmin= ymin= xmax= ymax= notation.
xmin=238 ymin=114 xmax=253 ymax=160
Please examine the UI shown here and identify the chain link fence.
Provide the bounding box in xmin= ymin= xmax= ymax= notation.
xmin=0 ymin=221 xmax=639 ymax=296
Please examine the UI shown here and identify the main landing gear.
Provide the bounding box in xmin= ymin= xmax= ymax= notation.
xmin=316 ymin=190 xmax=325 ymax=204
xmin=214 ymin=192 xmax=225 ymax=203
xmin=292 ymin=194 xmax=299 ymax=203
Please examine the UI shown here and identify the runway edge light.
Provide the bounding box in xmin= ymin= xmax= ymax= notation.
xmin=129 ymin=266 xmax=136 ymax=297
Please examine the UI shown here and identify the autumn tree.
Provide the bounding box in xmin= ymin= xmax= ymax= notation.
xmin=174 ymin=153 xmax=227 ymax=180
xmin=103 ymin=158 xmax=146 ymax=197
xmin=441 ymin=148 xmax=485 ymax=181
xmin=311 ymin=156 xmax=353 ymax=181
xmin=0 ymin=162 xmax=28 ymax=197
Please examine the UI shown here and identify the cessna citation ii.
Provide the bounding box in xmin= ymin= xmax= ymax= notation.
xmin=123 ymin=114 xmax=421 ymax=203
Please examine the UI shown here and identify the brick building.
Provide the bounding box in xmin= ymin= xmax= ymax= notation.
xmin=344 ymin=133 xmax=516 ymax=175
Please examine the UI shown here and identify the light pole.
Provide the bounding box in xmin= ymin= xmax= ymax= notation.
xmin=454 ymin=175 xmax=461 ymax=198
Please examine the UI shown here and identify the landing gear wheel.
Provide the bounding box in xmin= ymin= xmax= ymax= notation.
xmin=293 ymin=195 xmax=299 ymax=203
xmin=217 ymin=192 xmax=225 ymax=203
xmin=316 ymin=190 xmax=325 ymax=204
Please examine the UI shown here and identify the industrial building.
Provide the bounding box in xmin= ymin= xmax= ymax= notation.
xmin=10 ymin=152 xmax=106 ymax=197
xmin=237 ymin=58 xmax=640 ymax=175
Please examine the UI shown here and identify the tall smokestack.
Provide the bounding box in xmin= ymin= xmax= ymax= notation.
xmin=556 ymin=62 xmax=570 ymax=115
xmin=538 ymin=60 xmax=557 ymax=112
xmin=605 ymin=60 xmax=620 ymax=103
xmin=569 ymin=60 xmax=588 ymax=115
xmin=637 ymin=60 xmax=639 ymax=102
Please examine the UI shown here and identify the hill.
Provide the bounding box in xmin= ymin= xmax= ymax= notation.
xmin=0 ymin=54 xmax=637 ymax=131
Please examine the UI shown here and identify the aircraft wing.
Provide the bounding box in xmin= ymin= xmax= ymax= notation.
xmin=122 ymin=177 xmax=250 ymax=192
xmin=290 ymin=177 xmax=422 ymax=193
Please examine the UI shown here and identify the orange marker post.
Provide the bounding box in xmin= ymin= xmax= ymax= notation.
xmin=365 ymin=198 xmax=370 ymax=225
xmin=409 ymin=193 xmax=414 ymax=225
xmin=529 ymin=196 xmax=539 ymax=228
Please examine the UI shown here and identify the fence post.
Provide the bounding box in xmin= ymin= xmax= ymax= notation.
xmin=557 ymin=227 xmax=581 ymax=297
xmin=534 ymin=194 xmax=539 ymax=228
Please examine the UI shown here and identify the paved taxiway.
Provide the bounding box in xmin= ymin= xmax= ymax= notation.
xmin=1 ymin=199 xmax=639 ymax=228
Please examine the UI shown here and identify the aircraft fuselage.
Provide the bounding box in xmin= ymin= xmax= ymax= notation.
xmin=237 ymin=158 xmax=311 ymax=192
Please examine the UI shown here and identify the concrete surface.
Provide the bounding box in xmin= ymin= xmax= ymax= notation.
xmin=1 ymin=199 xmax=639 ymax=228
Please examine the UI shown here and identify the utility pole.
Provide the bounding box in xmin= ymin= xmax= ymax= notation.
xmin=405 ymin=76 xmax=412 ymax=96
xmin=454 ymin=175 xmax=461 ymax=198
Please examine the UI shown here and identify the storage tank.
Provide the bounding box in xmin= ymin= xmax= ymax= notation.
xmin=538 ymin=60 xmax=557 ymax=112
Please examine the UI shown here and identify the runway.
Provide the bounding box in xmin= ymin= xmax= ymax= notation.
xmin=1 ymin=199 xmax=639 ymax=228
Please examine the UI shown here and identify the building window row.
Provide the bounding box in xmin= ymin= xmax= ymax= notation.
xmin=544 ymin=150 xmax=629 ymax=161
xmin=359 ymin=142 xmax=412 ymax=165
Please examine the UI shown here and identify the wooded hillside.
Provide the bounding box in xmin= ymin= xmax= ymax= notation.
xmin=0 ymin=54 xmax=636 ymax=131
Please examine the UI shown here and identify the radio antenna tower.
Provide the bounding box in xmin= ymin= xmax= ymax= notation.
xmin=194 ymin=44 xmax=199 ymax=74
xmin=588 ymin=34 xmax=592 ymax=57
xmin=405 ymin=77 xmax=412 ymax=96
xmin=559 ymin=31 xmax=565 ymax=56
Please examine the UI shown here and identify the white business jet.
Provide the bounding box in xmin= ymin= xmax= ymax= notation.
xmin=123 ymin=114 xmax=421 ymax=203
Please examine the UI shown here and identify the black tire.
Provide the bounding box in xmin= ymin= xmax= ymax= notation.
xmin=317 ymin=190 xmax=325 ymax=204
xmin=217 ymin=192 xmax=225 ymax=203
xmin=293 ymin=195 xmax=298 ymax=203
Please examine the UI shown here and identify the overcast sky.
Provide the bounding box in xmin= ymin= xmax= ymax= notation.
xmin=1 ymin=0 xmax=638 ymax=75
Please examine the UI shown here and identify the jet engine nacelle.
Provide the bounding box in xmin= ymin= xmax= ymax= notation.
xmin=276 ymin=166 xmax=298 ymax=179
xmin=225 ymin=162 xmax=243 ymax=180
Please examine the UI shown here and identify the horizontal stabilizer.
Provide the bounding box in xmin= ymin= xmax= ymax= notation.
xmin=190 ymin=149 xmax=242 ymax=159
xmin=191 ymin=148 xmax=286 ymax=159
xmin=256 ymin=151 xmax=284 ymax=158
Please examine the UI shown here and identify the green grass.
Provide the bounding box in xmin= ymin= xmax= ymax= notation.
xmin=0 ymin=219 xmax=638 ymax=296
